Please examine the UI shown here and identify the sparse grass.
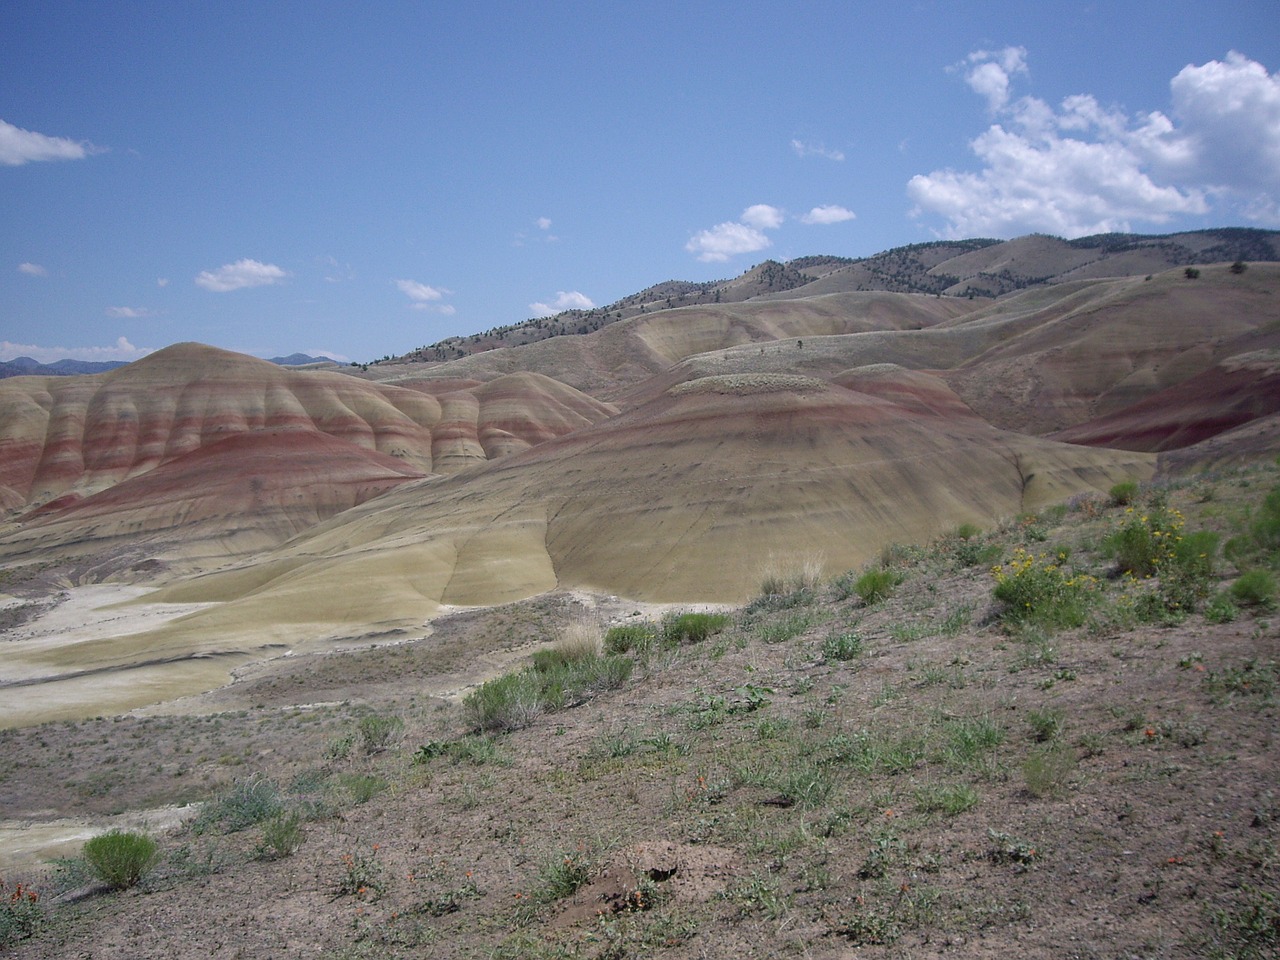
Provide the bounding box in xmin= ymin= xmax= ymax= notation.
xmin=822 ymin=630 xmax=863 ymax=662
xmin=1023 ymin=745 xmax=1076 ymax=798
xmin=463 ymin=649 xmax=634 ymax=732
xmin=194 ymin=774 xmax=283 ymax=833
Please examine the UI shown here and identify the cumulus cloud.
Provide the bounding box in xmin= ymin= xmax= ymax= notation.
xmin=0 ymin=336 xmax=152 ymax=364
xmin=909 ymin=49 xmax=1280 ymax=237
xmin=195 ymin=258 xmax=287 ymax=292
xmin=17 ymin=262 xmax=47 ymax=277
xmin=741 ymin=204 xmax=785 ymax=229
xmin=686 ymin=221 xmax=771 ymax=262
xmin=529 ymin=290 xmax=596 ymax=317
xmin=791 ymin=139 xmax=845 ymax=161
xmin=686 ymin=204 xmax=786 ymax=262
xmin=960 ymin=46 xmax=1028 ymax=112
xmin=801 ymin=205 xmax=857 ymax=225
xmin=396 ymin=278 xmax=455 ymax=313
xmin=0 ymin=118 xmax=93 ymax=166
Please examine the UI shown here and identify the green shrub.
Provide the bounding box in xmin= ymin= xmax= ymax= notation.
xmin=463 ymin=653 xmax=633 ymax=733
xmin=1108 ymin=481 xmax=1140 ymax=506
xmin=661 ymin=611 xmax=730 ymax=644
xmin=855 ymin=568 xmax=902 ymax=605
xmin=83 ymin=830 xmax=158 ymax=890
xmin=357 ymin=714 xmax=404 ymax=754
xmin=1232 ymin=569 xmax=1277 ymax=608
xmin=464 ymin=670 xmax=546 ymax=732
xmin=258 ymin=811 xmax=305 ymax=860
xmin=992 ymin=549 xmax=1098 ymax=629
xmin=603 ymin=623 xmax=657 ymax=655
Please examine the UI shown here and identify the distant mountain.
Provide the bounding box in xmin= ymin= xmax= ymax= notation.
xmin=269 ymin=353 xmax=337 ymax=366
xmin=393 ymin=228 xmax=1280 ymax=364
xmin=0 ymin=357 xmax=129 ymax=378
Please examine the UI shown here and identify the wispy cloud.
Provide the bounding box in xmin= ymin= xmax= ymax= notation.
xmin=195 ymin=258 xmax=288 ymax=292
xmin=396 ymin=278 xmax=455 ymax=313
xmin=105 ymin=306 xmax=158 ymax=319
xmin=536 ymin=217 xmax=552 ymax=230
xmin=0 ymin=118 xmax=94 ymax=166
xmin=909 ymin=49 xmax=1280 ymax=237
xmin=791 ymin=139 xmax=845 ymax=161
xmin=17 ymin=262 xmax=47 ymax=277
xmin=0 ymin=336 xmax=152 ymax=364
xmin=801 ymin=205 xmax=856 ymax=225
xmin=529 ymin=290 xmax=595 ymax=317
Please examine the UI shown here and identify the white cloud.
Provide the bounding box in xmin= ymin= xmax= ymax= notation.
xmin=791 ymin=139 xmax=845 ymax=161
xmin=686 ymin=221 xmax=771 ymax=262
xmin=396 ymin=278 xmax=455 ymax=313
xmin=0 ymin=336 xmax=152 ymax=364
xmin=156 ymin=277 xmax=169 ymax=287
xmin=908 ymin=49 xmax=1280 ymax=238
xmin=529 ymin=290 xmax=596 ymax=317
xmin=960 ymin=46 xmax=1028 ymax=112
xmin=536 ymin=217 xmax=552 ymax=230
xmin=801 ymin=205 xmax=856 ymax=225
xmin=17 ymin=262 xmax=47 ymax=277
xmin=195 ymin=258 xmax=287 ymax=292
xmin=686 ymin=204 xmax=786 ymax=262
xmin=0 ymin=118 xmax=92 ymax=166
xmin=741 ymin=204 xmax=785 ymax=229
xmin=105 ymin=306 xmax=157 ymax=319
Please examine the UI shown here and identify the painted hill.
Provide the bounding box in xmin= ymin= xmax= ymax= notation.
xmin=2 ymin=247 xmax=1280 ymax=723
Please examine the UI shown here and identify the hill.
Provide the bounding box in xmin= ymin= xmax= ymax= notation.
xmin=2 ymin=259 xmax=1280 ymax=724
xmin=387 ymin=228 xmax=1280 ymax=365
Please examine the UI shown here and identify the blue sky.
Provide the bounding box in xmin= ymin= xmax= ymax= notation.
xmin=2 ymin=1 xmax=1278 ymax=364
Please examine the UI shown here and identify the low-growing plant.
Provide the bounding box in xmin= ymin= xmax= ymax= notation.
xmin=258 ymin=810 xmax=305 ymax=859
xmin=1023 ymin=745 xmax=1076 ymax=798
xmin=83 ymin=830 xmax=159 ymax=890
xmin=1109 ymin=480 xmax=1140 ymax=506
xmin=987 ymin=828 xmax=1040 ymax=866
xmin=855 ymin=567 xmax=902 ymax=605
xmin=464 ymin=652 xmax=634 ymax=732
xmin=0 ymin=879 xmax=42 ymax=947
xmin=1232 ymin=569 xmax=1277 ymax=608
xmin=603 ymin=623 xmax=657 ymax=655
xmin=662 ymin=611 xmax=730 ymax=644
xmin=535 ymin=852 xmax=592 ymax=902
xmin=822 ymin=630 xmax=863 ymax=662
xmin=338 ymin=773 xmax=388 ymax=804
xmin=1027 ymin=708 xmax=1065 ymax=742
xmin=195 ymin=773 xmax=283 ymax=833
xmin=914 ymin=781 xmax=980 ymax=815
xmin=1204 ymin=590 xmax=1239 ymax=624
xmin=336 ymin=845 xmax=384 ymax=900
xmin=357 ymin=713 xmax=404 ymax=754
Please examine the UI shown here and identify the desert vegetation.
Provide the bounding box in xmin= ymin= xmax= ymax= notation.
xmin=0 ymin=460 xmax=1277 ymax=958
